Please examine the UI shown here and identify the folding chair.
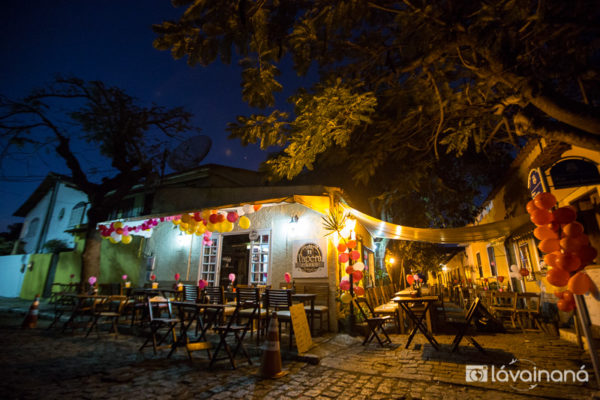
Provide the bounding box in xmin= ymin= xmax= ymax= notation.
xmin=264 ymin=289 xmax=293 ymax=349
xmin=236 ymin=287 xmax=265 ymax=345
xmin=86 ymin=295 xmax=127 ymax=338
xmin=450 ymin=297 xmax=486 ymax=353
xmin=303 ymin=284 xmax=330 ymax=334
xmin=209 ymin=300 xmax=256 ymax=369
xmin=490 ymin=291 xmax=518 ymax=328
xmin=139 ymin=295 xmax=180 ymax=355
xmin=353 ymin=297 xmax=392 ymax=346
xmin=516 ymin=293 xmax=542 ymax=332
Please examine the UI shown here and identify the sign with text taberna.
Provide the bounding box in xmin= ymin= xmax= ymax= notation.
xmin=292 ymin=238 xmax=328 ymax=278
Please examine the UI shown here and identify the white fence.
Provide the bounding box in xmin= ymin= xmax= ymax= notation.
xmin=0 ymin=254 xmax=28 ymax=297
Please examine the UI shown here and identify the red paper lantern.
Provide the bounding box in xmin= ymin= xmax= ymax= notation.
xmin=226 ymin=211 xmax=239 ymax=223
xmin=562 ymin=290 xmax=575 ymax=304
xmin=209 ymin=213 xmax=219 ymax=224
xmin=350 ymin=250 xmax=360 ymax=261
xmin=407 ymin=275 xmax=415 ymax=285
xmin=533 ymin=226 xmax=558 ymax=241
xmin=337 ymin=243 xmax=347 ymax=252
xmin=339 ymin=253 xmax=349 ymax=263
xmin=530 ymin=209 xmax=553 ymax=226
xmin=555 ymin=252 xmax=581 ymax=272
xmin=216 ymin=213 xmax=226 ymax=223
xmin=346 ymin=240 xmax=357 ymax=249
xmin=563 ymin=221 xmax=584 ymax=238
xmin=352 ymin=270 xmax=363 ymax=281
xmin=345 ymin=265 xmax=354 ymax=274
xmin=340 ymin=280 xmax=350 ymax=291
xmin=497 ymin=276 xmax=504 ymax=283
xmin=354 ymin=286 xmax=365 ymax=296
xmin=553 ymin=290 xmax=564 ymax=299
xmin=519 ymin=268 xmax=530 ymax=277
xmin=552 ymin=207 xmax=577 ymax=224
xmin=538 ymin=239 xmax=561 ymax=253
xmin=546 ymin=267 xmax=570 ymax=287
xmin=557 ymin=299 xmax=575 ymax=312
xmin=533 ymin=192 xmax=557 ymax=210
xmin=568 ymin=272 xmax=592 ymax=295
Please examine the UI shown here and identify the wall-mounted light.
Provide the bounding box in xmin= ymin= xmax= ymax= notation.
xmin=389 ymin=257 xmax=396 ymax=265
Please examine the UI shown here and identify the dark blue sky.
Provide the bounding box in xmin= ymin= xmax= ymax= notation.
xmin=0 ymin=1 xmax=314 ymax=231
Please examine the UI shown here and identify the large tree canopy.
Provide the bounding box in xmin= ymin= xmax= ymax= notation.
xmin=0 ymin=77 xmax=197 ymax=281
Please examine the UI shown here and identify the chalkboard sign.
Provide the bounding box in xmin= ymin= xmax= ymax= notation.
xmin=290 ymin=303 xmax=313 ymax=354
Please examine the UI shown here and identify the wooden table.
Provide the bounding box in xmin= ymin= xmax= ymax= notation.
xmin=61 ymin=294 xmax=108 ymax=332
xmin=393 ymin=295 xmax=440 ymax=350
xmin=169 ymin=301 xmax=223 ymax=359
xmin=292 ymin=293 xmax=316 ymax=337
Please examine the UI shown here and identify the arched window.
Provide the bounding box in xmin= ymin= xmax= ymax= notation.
xmin=26 ymin=218 xmax=39 ymax=238
xmin=68 ymin=202 xmax=86 ymax=227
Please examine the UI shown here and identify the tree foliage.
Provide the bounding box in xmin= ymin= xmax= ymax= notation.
xmin=154 ymin=0 xmax=599 ymax=230
xmin=0 ymin=77 xmax=196 ymax=280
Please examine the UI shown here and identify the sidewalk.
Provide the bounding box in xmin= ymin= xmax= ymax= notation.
xmin=1 ymin=296 xmax=599 ymax=399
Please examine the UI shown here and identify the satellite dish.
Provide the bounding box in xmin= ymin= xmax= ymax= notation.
xmin=167 ymin=135 xmax=212 ymax=172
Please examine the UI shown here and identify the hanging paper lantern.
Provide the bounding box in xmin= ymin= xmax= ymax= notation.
xmin=345 ymin=265 xmax=354 ymax=274
xmin=407 ymin=275 xmax=415 ymax=285
xmin=346 ymin=240 xmax=357 ymax=249
xmin=519 ymin=268 xmax=530 ymax=277
xmin=340 ymin=293 xmax=352 ymax=304
xmin=121 ymin=235 xmax=132 ymax=244
xmin=554 ymin=290 xmax=565 ymax=299
xmin=216 ymin=213 xmax=226 ymax=223
xmin=88 ymin=276 xmax=97 ymax=285
xmin=209 ymin=213 xmax=219 ymax=224
xmin=253 ymin=204 xmax=262 ymax=212
xmin=562 ymin=290 xmax=575 ymax=304
xmin=354 ymin=286 xmax=365 ymax=296
xmin=337 ymin=243 xmax=347 ymax=253
xmin=223 ymin=221 xmax=234 ymax=232
xmin=526 ymin=200 xmax=540 ymax=214
xmin=533 ymin=226 xmax=559 ymax=241
xmin=284 ymin=272 xmax=291 ymax=283
xmin=198 ymin=279 xmax=207 ymax=289
xmin=563 ymin=221 xmax=584 ymax=238
xmin=552 ymin=207 xmax=577 ymax=224
xmin=113 ymin=221 xmax=123 ymax=229
xmin=229 ymin=273 xmax=236 ymax=283
xmin=557 ymin=299 xmax=575 ymax=312
xmin=560 ymin=237 xmax=583 ymax=253
xmin=497 ymin=276 xmax=504 ymax=283
xmin=350 ymin=250 xmax=360 ymax=261
xmin=579 ymin=245 xmax=598 ymax=266
xmin=181 ymin=213 xmax=191 ymax=223
xmin=353 ymin=262 xmax=365 ymax=271
xmin=555 ymin=253 xmax=581 ymax=272
xmin=538 ymin=239 xmax=561 ymax=253
xmin=546 ymin=267 xmax=570 ymax=287
xmin=339 ymin=253 xmax=350 ymax=263
xmin=575 ymin=234 xmax=590 ymax=247
xmin=227 ymin=211 xmax=239 ymax=223
xmin=352 ymin=270 xmax=363 ymax=281
xmin=238 ymin=216 xmax=251 ymax=229
xmin=568 ymin=271 xmax=593 ymax=295
xmin=544 ymin=251 xmax=561 ymax=268
xmin=533 ymin=192 xmax=556 ymax=210
xmin=530 ymin=209 xmax=553 ymax=226
xmin=340 ymin=280 xmax=351 ymax=291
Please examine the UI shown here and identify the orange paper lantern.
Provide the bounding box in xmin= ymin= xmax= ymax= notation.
xmin=568 ymin=271 xmax=592 ymax=295
xmin=530 ymin=209 xmax=553 ymax=226
xmin=562 ymin=221 xmax=584 ymax=238
xmin=534 ymin=226 xmax=559 ymax=241
xmin=560 ymin=237 xmax=582 ymax=253
xmin=526 ymin=200 xmax=540 ymax=214
xmin=346 ymin=240 xmax=357 ymax=249
xmin=546 ymin=267 xmax=570 ymax=287
xmin=533 ymin=192 xmax=556 ymax=210
xmin=579 ymin=245 xmax=598 ymax=265
xmin=544 ymin=252 xmax=561 ymax=268
xmin=538 ymin=239 xmax=561 ymax=253
xmin=552 ymin=207 xmax=577 ymax=224
xmin=555 ymin=253 xmax=581 ymax=272
xmin=557 ymin=299 xmax=575 ymax=312
xmin=337 ymin=243 xmax=347 ymax=253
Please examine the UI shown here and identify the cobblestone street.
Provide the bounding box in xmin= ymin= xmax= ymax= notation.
xmin=0 ymin=299 xmax=599 ymax=400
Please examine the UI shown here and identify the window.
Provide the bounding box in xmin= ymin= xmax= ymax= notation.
xmin=199 ymin=238 xmax=219 ymax=286
xmin=487 ymin=246 xmax=497 ymax=276
xmin=25 ymin=218 xmax=39 ymax=238
xmin=518 ymin=242 xmax=535 ymax=281
xmin=68 ymin=202 xmax=86 ymax=227
xmin=249 ymin=233 xmax=270 ymax=285
xmin=476 ymin=252 xmax=483 ymax=278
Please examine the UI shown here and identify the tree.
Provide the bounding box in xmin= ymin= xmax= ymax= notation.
xmin=0 ymin=223 xmax=23 ymax=255
xmin=153 ymin=0 xmax=599 ymax=191
xmin=0 ymin=77 xmax=196 ymax=282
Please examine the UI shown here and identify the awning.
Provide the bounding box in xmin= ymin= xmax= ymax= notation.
xmin=344 ymin=206 xmax=532 ymax=244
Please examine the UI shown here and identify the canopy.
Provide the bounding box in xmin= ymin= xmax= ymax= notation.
xmin=344 ymin=206 xmax=532 ymax=244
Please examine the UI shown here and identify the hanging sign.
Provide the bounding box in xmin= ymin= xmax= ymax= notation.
xmin=550 ymin=158 xmax=600 ymax=189
xmin=528 ymin=168 xmax=547 ymax=199
xmin=292 ymin=238 xmax=328 ymax=278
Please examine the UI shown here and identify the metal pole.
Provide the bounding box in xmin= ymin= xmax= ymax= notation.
xmin=574 ymin=294 xmax=600 ymax=387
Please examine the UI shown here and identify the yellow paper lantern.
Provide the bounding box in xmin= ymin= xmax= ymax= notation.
xmin=109 ymin=236 xmax=118 ymax=244
xmin=223 ymin=221 xmax=234 ymax=232
xmin=340 ymin=293 xmax=352 ymax=304
xmin=121 ymin=235 xmax=132 ymax=244
xmin=206 ymin=222 xmax=218 ymax=232
xmin=239 ymin=215 xmax=251 ymax=230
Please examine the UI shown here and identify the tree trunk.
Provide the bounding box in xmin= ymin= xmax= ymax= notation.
xmin=81 ymin=224 xmax=101 ymax=291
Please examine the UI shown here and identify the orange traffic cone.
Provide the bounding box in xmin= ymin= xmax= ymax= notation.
xmin=259 ymin=312 xmax=288 ymax=379
xmin=22 ymin=294 xmax=40 ymax=329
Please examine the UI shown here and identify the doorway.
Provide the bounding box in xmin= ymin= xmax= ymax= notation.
xmin=219 ymin=234 xmax=250 ymax=287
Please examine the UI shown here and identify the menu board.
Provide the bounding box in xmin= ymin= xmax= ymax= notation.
xmin=583 ymin=265 xmax=600 ymax=327
xmin=290 ymin=303 xmax=313 ymax=354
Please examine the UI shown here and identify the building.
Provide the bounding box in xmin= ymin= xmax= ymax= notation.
xmin=13 ymin=173 xmax=88 ymax=254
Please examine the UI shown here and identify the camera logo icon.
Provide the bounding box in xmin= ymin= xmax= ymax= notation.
xmin=465 ymin=365 xmax=489 ymax=382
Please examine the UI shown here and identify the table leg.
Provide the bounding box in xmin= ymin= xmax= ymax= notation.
xmin=310 ymin=299 xmax=315 ymax=337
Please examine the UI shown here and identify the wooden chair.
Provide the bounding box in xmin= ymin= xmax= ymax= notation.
xmin=139 ymin=295 xmax=180 ymax=355
xmin=303 ymin=284 xmax=330 ymax=333
xmin=182 ymin=284 xmax=199 ymax=302
xmin=236 ymin=287 xmax=266 ymax=345
xmin=490 ymin=291 xmax=518 ymax=328
xmin=516 ymin=293 xmax=542 ymax=332
xmin=210 ymin=300 xmax=256 ymax=369
xmin=264 ymin=289 xmax=293 ymax=349
xmin=86 ymin=295 xmax=127 ymax=338
xmin=353 ymin=297 xmax=392 ymax=346
xmin=449 ymin=297 xmax=486 ymax=353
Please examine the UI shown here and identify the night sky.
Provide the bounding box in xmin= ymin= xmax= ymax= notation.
xmin=0 ymin=1 xmax=314 ymax=231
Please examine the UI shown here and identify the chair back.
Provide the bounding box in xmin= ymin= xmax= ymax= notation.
xmin=518 ymin=292 xmax=541 ymax=312
xmin=354 ymin=296 xmax=375 ymax=319
xmin=236 ymin=287 xmax=260 ymax=304
xmin=182 ymin=284 xmax=199 ymax=302
xmin=264 ymin=289 xmax=292 ymax=313
xmin=491 ymin=291 xmax=518 ymax=310
xmin=465 ymin=297 xmax=482 ymax=323
xmin=303 ymin=284 xmax=329 ymax=306
xmin=147 ymin=295 xmax=174 ymax=320
xmin=203 ymin=286 xmax=225 ymax=304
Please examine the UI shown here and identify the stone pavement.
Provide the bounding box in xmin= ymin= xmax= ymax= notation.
xmin=1 ymin=296 xmax=599 ymax=400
